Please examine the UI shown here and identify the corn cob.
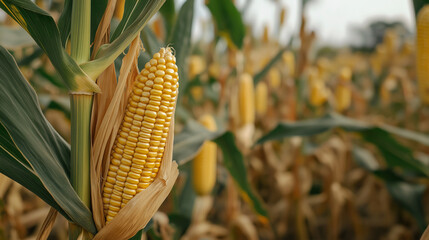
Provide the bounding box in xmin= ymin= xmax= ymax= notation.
xmin=308 ymin=69 xmax=327 ymax=107
xmin=268 ymin=68 xmax=281 ymax=88
xmin=282 ymin=51 xmax=295 ymax=78
xmin=102 ymin=47 xmax=179 ymax=223
xmin=239 ymin=73 xmax=255 ymax=126
xmin=189 ymin=55 xmax=206 ymax=80
xmin=255 ymin=81 xmax=268 ymax=116
xmin=417 ymin=5 xmax=429 ymax=104
xmin=335 ymin=67 xmax=352 ymax=112
xmin=193 ymin=114 xmax=217 ymax=196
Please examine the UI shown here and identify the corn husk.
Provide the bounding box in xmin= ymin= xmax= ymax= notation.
xmin=90 ymin=20 xmax=179 ymax=240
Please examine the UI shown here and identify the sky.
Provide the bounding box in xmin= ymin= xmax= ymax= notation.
xmin=190 ymin=0 xmax=416 ymax=46
xmin=0 ymin=0 xmax=416 ymax=47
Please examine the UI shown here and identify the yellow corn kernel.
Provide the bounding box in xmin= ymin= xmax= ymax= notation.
xmin=103 ymin=47 xmax=179 ymax=223
xmin=238 ymin=73 xmax=255 ymax=126
xmin=193 ymin=114 xmax=217 ymax=196
xmin=282 ymin=51 xmax=295 ymax=78
xmin=417 ymin=6 xmax=429 ymax=104
xmin=268 ymin=68 xmax=281 ymax=88
xmin=255 ymin=82 xmax=268 ymax=116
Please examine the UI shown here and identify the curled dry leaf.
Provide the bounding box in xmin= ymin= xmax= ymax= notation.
xmin=0 ymin=173 xmax=12 ymax=198
xmin=153 ymin=212 xmax=174 ymax=240
xmin=36 ymin=208 xmax=57 ymax=240
xmin=231 ymin=214 xmax=258 ymax=240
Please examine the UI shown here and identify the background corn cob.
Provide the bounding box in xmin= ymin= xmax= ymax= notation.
xmin=417 ymin=5 xmax=429 ymax=104
xmin=255 ymin=81 xmax=268 ymax=116
xmin=282 ymin=51 xmax=295 ymax=78
xmin=308 ymin=69 xmax=328 ymax=107
xmin=268 ymin=67 xmax=281 ymax=88
xmin=239 ymin=73 xmax=255 ymax=126
xmin=335 ymin=67 xmax=352 ymax=112
xmin=193 ymin=114 xmax=217 ymax=196
xmin=103 ymin=47 xmax=179 ymax=223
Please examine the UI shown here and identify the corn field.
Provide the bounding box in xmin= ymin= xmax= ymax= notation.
xmin=1 ymin=0 xmax=429 ymax=239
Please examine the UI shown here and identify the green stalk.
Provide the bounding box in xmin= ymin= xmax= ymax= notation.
xmin=70 ymin=94 xmax=92 ymax=208
xmin=69 ymin=0 xmax=92 ymax=239
xmin=70 ymin=0 xmax=91 ymax=64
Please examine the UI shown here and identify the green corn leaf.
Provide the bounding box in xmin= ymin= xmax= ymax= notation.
xmin=81 ymin=0 xmax=164 ymax=80
xmin=0 ymin=122 xmax=70 ymax=220
xmin=214 ymin=132 xmax=269 ymax=221
xmin=91 ymin=0 xmax=108 ymax=43
xmin=57 ymin=0 xmax=72 ymax=46
xmin=160 ymin=0 xmax=175 ymax=40
xmin=256 ymin=113 xmax=429 ymax=177
xmin=141 ymin=26 xmax=163 ymax=57
xmin=169 ymin=0 xmax=194 ymax=99
xmin=111 ymin=0 xmax=149 ymax=41
xmin=206 ymin=0 xmax=245 ymax=49
xmin=0 ymin=0 xmax=100 ymax=93
xmin=173 ymin=120 xmax=222 ymax=166
xmin=0 ymin=46 xmax=96 ymax=234
xmin=352 ymin=147 xmax=427 ymax=230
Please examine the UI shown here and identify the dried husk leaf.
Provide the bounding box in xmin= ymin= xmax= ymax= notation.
xmin=91 ymin=0 xmax=118 ymax=138
xmin=91 ymin=36 xmax=141 ymax=230
xmin=93 ymin=117 xmax=179 ymax=240
xmin=36 ymin=208 xmax=58 ymax=240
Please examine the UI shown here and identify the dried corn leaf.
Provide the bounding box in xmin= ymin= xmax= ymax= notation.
xmin=36 ymin=208 xmax=57 ymax=240
xmin=0 ymin=173 xmax=11 ymax=198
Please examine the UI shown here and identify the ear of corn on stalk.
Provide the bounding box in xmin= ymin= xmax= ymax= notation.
xmin=282 ymin=51 xmax=295 ymax=78
xmin=268 ymin=68 xmax=281 ymax=88
xmin=193 ymin=114 xmax=217 ymax=196
xmin=255 ymin=82 xmax=268 ymax=116
xmin=417 ymin=5 xmax=429 ymax=104
xmin=239 ymin=73 xmax=255 ymax=126
xmin=189 ymin=55 xmax=206 ymax=80
xmin=335 ymin=67 xmax=352 ymax=112
xmin=102 ymin=47 xmax=179 ymax=223
xmin=308 ymin=69 xmax=328 ymax=107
